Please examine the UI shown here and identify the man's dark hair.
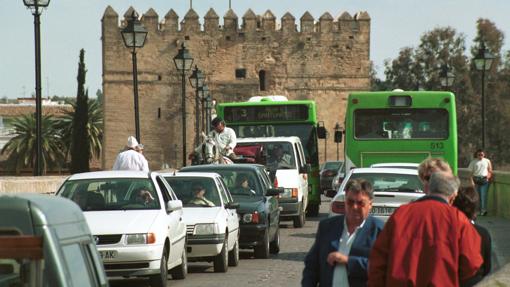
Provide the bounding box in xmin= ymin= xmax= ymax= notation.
xmin=453 ymin=186 xmax=479 ymax=220
xmin=211 ymin=117 xmax=224 ymax=127
xmin=345 ymin=178 xmax=374 ymax=200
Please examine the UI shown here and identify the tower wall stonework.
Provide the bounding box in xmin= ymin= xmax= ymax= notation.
xmin=101 ymin=6 xmax=371 ymax=169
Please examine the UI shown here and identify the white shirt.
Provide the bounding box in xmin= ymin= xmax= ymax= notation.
xmin=468 ymin=158 xmax=491 ymax=177
xmin=209 ymin=127 xmax=237 ymax=155
xmin=332 ymin=219 xmax=365 ymax=287
xmin=112 ymin=149 xmax=149 ymax=172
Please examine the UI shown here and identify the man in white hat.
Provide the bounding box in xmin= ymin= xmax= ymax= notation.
xmin=112 ymin=136 xmax=149 ymax=172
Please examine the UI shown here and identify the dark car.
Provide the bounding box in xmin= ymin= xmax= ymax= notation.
xmin=180 ymin=164 xmax=282 ymax=259
xmin=320 ymin=161 xmax=344 ymax=191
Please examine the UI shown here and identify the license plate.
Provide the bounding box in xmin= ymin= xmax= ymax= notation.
xmin=371 ymin=206 xmax=395 ymax=215
xmin=99 ymin=250 xmax=117 ymax=260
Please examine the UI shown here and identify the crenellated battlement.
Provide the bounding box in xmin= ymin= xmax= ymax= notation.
xmin=102 ymin=6 xmax=370 ymax=36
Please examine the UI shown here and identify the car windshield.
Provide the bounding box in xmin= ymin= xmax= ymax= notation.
xmin=348 ymin=173 xmax=423 ymax=193
xmin=181 ymin=169 xmax=263 ymax=196
xmin=164 ymin=177 xmax=221 ymax=207
xmin=58 ymin=178 xmax=160 ymax=211
xmin=237 ymin=142 xmax=296 ymax=171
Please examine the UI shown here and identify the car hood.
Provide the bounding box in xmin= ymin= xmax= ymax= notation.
xmin=232 ymin=195 xmax=264 ymax=213
xmin=182 ymin=207 xmax=222 ymax=225
xmin=275 ymin=169 xmax=300 ymax=187
xmin=84 ymin=210 xmax=159 ymax=235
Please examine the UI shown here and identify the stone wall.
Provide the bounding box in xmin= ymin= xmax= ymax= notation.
xmin=102 ymin=6 xmax=371 ymax=169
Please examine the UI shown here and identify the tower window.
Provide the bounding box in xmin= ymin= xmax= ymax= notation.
xmin=235 ymin=69 xmax=246 ymax=79
xmin=259 ymin=70 xmax=266 ymax=91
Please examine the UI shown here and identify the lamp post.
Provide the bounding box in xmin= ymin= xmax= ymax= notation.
xmin=199 ymin=85 xmax=209 ymax=133
xmin=205 ymin=95 xmax=213 ymax=133
xmin=439 ymin=64 xmax=455 ymax=91
xmin=189 ymin=66 xmax=205 ymax=145
xmin=121 ymin=10 xmax=147 ymax=143
xmin=173 ymin=43 xmax=194 ymax=167
xmin=474 ymin=42 xmax=495 ymax=150
xmin=334 ymin=122 xmax=341 ymax=160
xmin=23 ymin=0 xmax=50 ymax=176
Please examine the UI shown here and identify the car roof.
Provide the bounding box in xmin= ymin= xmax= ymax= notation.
xmin=0 ymin=193 xmax=86 ymax=227
xmin=350 ymin=167 xmax=418 ymax=175
xmin=237 ymin=136 xmax=301 ymax=143
xmin=161 ymin=172 xmax=221 ymax=179
xmin=370 ymin=163 xmax=419 ymax=168
xmin=180 ymin=164 xmax=265 ymax=172
xmin=66 ymin=170 xmax=152 ymax=180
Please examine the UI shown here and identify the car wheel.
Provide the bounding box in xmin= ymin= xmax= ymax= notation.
xmin=149 ymin=248 xmax=168 ymax=287
xmin=213 ymin=237 xmax=228 ymax=273
xmin=293 ymin=206 xmax=305 ymax=228
xmin=170 ymin=246 xmax=187 ymax=280
xmin=254 ymin=228 xmax=270 ymax=259
xmin=228 ymin=239 xmax=239 ymax=267
xmin=269 ymin=227 xmax=280 ymax=254
xmin=306 ymin=203 xmax=319 ymax=217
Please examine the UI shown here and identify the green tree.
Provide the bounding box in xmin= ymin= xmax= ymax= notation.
xmin=70 ymin=49 xmax=90 ymax=173
xmin=384 ymin=47 xmax=424 ymax=90
xmin=1 ymin=114 xmax=64 ymax=174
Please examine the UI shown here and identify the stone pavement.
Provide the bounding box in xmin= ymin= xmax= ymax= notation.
xmin=476 ymin=215 xmax=510 ymax=286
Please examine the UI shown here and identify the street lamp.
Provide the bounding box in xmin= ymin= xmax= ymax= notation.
xmin=23 ymin=0 xmax=50 ymax=176
xmin=439 ymin=64 xmax=455 ymax=90
xmin=198 ymin=85 xmax=209 ymax=133
xmin=474 ymin=42 xmax=495 ymax=150
xmin=121 ymin=10 xmax=147 ymax=143
xmin=173 ymin=43 xmax=194 ymax=167
xmin=189 ymin=66 xmax=205 ymax=145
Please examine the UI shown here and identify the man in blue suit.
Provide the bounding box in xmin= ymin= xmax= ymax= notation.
xmin=302 ymin=179 xmax=384 ymax=287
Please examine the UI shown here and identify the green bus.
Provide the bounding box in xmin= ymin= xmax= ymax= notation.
xmin=344 ymin=91 xmax=458 ymax=174
xmin=216 ymin=96 xmax=325 ymax=216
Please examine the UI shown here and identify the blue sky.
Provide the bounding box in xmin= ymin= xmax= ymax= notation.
xmin=1 ymin=0 xmax=509 ymax=99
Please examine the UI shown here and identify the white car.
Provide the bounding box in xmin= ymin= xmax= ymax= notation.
xmin=162 ymin=172 xmax=240 ymax=272
xmin=370 ymin=162 xmax=420 ymax=170
xmin=56 ymin=171 xmax=187 ymax=287
xmin=328 ymin=168 xmax=425 ymax=221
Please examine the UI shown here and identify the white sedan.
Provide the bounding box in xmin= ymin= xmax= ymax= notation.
xmin=162 ymin=172 xmax=240 ymax=273
xmin=56 ymin=170 xmax=187 ymax=287
xmin=328 ymin=168 xmax=425 ymax=221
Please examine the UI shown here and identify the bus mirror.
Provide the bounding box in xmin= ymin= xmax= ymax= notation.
xmin=317 ymin=122 xmax=326 ymax=139
xmin=334 ymin=130 xmax=342 ymax=143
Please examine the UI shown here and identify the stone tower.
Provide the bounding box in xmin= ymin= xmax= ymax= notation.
xmin=101 ymin=7 xmax=371 ymax=169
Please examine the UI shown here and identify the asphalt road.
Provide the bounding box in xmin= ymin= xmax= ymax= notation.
xmin=110 ymin=198 xmax=330 ymax=287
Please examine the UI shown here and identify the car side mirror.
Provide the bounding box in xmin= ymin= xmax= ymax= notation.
xmin=266 ymin=187 xmax=284 ymax=196
xmin=324 ymin=189 xmax=337 ymax=198
xmin=166 ymin=200 xmax=183 ymax=212
xmin=299 ymin=164 xmax=311 ymax=174
xmin=226 ymin=202 xmax=240 ymax=210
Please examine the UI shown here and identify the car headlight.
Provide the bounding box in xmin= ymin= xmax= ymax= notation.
xmin=126 ymin=233 xmax=156 ymax=245
xmin=194 ymin=223 xmax=219 ymax=235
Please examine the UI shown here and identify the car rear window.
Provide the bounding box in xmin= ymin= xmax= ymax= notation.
xmin=349 ymin=173 xmax=423 ymax=193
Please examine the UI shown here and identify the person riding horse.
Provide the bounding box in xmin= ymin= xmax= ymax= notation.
xmin=209 ymin=117 xmax=238 ymax=161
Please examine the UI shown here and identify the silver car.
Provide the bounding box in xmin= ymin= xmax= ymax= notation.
xmin=328 ymin=168 xmax=424 ymax=221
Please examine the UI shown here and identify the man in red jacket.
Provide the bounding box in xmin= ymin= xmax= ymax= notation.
xmin=368 ymin=171 xmax=483 ymax=287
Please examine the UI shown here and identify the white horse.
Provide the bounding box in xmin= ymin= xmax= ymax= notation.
xmin=192 ymin=132 xmax=233 ymax=165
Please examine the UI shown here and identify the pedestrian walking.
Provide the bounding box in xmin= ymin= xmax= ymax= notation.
xmin=418 ymin=157 xmax=452 ymax=194
xmin=368 ymin=171 xmax=483 ymax=287
xmin=112 ymin=136 xmax=149 ymax=172
xmin=302 ymin=179 xmax=384 ymax=287
xmin=453 ymin=186 xmax=492 ymax=286
xmin=468 ymin=149 xmax=493 ymax=216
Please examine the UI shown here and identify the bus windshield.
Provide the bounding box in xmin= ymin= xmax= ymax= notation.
xmin=354 ymin=108 xmax=449 ymax=140
xmin=230 ymin=124 xmax=318 ymax=164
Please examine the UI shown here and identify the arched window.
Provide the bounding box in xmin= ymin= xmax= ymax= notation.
xmin=259 ymin=70 xmax=266 ymax=91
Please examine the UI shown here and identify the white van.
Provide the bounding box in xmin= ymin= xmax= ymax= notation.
xmin=236 ymin=136 xmax=309 ymax=228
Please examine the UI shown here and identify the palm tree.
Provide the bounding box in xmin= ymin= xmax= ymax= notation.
xmin=1 ymin=114 xmax=65 ymax=174
xmin=58 ymin=98 xmax=103 ymax=162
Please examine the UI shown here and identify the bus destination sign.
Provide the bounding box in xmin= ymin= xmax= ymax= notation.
xmin=223 ymin=105 xmax=309 ymax=122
